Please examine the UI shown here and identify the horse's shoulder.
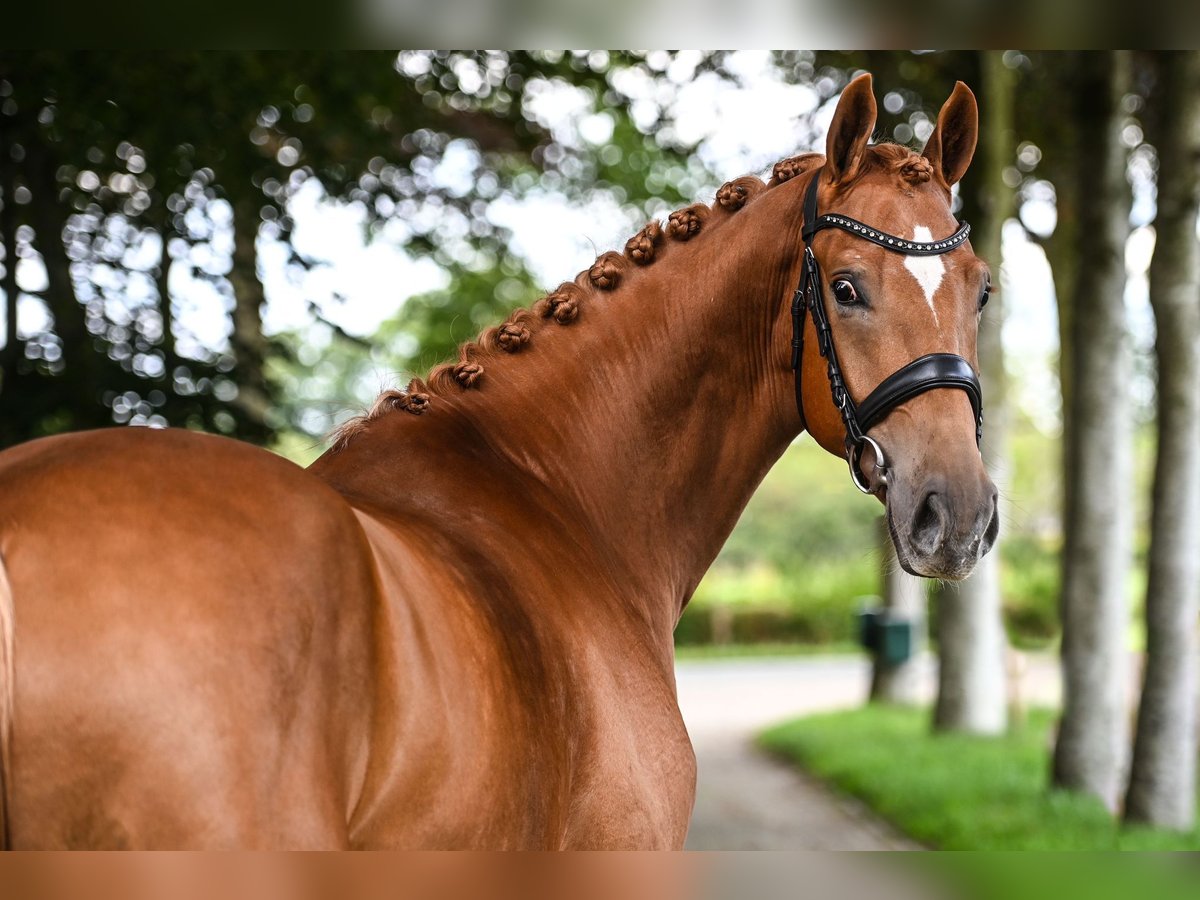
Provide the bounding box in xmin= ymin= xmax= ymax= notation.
xmin=0 ymin=427 xmax=380 ymax=676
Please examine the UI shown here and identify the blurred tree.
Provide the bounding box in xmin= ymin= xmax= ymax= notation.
xmin=870 ymin=524 xmax=926 ymax=705
xmin=272 ymin=51 xmax=758 ymax=438
xmin=0 ymin=124 xmax=18 ymax=390
xmin=1124 ymin=50 xmax=1200 ymax=831
xmin=0 ymin=51 xmax=723 ymax=448
xmin=1049 ymin=51 xmax=1135 ymax=813
xmin=933 ymin=50 xmax=1016 ymax=736
xmin=269 ymin=264 xmax=544 ymax=441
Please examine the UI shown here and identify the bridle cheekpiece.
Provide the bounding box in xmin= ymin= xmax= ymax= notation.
xmin=791 ymin=168 xmax=984 ymax=494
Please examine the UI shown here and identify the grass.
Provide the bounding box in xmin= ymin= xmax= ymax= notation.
xmin=903 ymin=854 xmax=1200 ymax=900
xmin=759 ymin=705 xmax=1200 ymax=850
xmin=673 ymin=641 xmax=859 ymax=660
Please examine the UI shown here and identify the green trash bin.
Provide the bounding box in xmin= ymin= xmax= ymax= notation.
xmin=856 ymin=604 xmax=883 ymax=652
xmin=855 ymin=604 xmax=914 ymax=665
xmin=876 ymin=616 xmax=914 ymax=666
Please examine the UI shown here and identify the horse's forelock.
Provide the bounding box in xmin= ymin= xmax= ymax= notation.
xmin=865 ymin=143 xmax=935 ymax=185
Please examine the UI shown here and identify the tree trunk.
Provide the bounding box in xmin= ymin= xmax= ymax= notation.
xmin=1040 ymin=53 xmax=1084 ymax=460
xmin=228 ymin=202 xmax=273 ymax=440
xmin=932 ymin=50 xmax=1015 ymax=736
xmin=1051 ymin=51 xmax=1135 ymax=813
xmin=1 ymin=139 xmax=19 ymax=380
xmin=25 ymin=139 xmax=109 ymax=433
xmin=934 ymin=567 xmax=1008 ymax=733
xmin=156 ymin=214 xmax=180 ymax=375
xmin=1123 ymin=51 xmax=1200 ymax=831
xmin=870 ymin=517 xmax=927 ymax=705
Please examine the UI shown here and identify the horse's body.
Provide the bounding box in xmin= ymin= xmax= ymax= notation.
xmin=0 ymin=75 xmax=996 ymax=848
xmin=0 ymin=426 xmax=693 ymax=847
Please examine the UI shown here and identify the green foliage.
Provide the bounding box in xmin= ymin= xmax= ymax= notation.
xmin=912 ymin=854 xmax=1200 ymax=900
xmin=709 ymin=436 xmax=883 ymax=574
xmin=999 ymin=534 xmax=1061 ymax=645
xmin=0 ymin=51 xmax=729 ymax=447
xmin=678 ymin=437 xmax=883 ymax=646
xmin=0 ymin=51 xmax=444 ymax=443
xmin=760 ymin=706 xmax=1200 ymax=850
xmin=682 ymin=563 xmax=879 ymax=646
xmin=269 ymin=260 xmax=544 ymax=438
xmin=393 ymin=263 xmax=542 ymax=375
xmin=673 ymin=642 xmax=858 ymax=660
xmin=673 ymin=605 xmax=713 ymax=645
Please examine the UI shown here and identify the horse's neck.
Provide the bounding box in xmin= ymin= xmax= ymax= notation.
xmin=315 ymin=191 xmax=804 ymax=640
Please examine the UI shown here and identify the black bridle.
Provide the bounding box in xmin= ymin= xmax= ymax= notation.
xmin=791 ymin=169 xmax=983 ymax=494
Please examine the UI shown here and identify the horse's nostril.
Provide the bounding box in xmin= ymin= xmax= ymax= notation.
xmin=911 ymin=490 xmax=948 ymax=554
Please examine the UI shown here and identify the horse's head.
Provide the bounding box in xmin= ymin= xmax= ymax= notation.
xmin=796 ymin=74 xmax=997 ymax=580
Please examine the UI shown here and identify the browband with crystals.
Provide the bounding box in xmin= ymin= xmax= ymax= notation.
xmin=802 ymin=213 xmax=971 ymax=256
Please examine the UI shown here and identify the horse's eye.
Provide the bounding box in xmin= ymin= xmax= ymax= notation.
xmin=832 ymin=279 xmax=859 ymax=306
xmin=979 ymin=282 xmax=991 ymax=310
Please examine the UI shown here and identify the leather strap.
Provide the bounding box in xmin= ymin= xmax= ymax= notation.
xmin=856 ymin=353 xmax=983 ymax=442
xmin=803 ymin=213 xmax=970 ymax=255
xmin=792 ymin=168 xmax=984 ymax=460
xmin=799 ymin=166 xmax=971 ymax=255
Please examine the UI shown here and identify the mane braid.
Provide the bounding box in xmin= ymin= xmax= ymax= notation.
xmin=329 ymin=166 xmax=796 ymax=452
xmin=864 ymin=143 xmax=934 ymax=184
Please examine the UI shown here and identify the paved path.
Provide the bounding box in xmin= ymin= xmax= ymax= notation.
xmin=675 ymin=653 xmax=1060 ymax=850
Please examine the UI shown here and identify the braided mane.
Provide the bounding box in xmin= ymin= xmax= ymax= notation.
xmin=330 ymin=144 xmax=932 ymax=452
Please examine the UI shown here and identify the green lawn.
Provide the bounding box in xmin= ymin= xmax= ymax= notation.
xmin=673 ymin=641 xmax=859 ymax=661
xmin=902 ymin=854 xmax=1200 ymax=900
xmin=759 ymin=705 xmax=1200 ymax=850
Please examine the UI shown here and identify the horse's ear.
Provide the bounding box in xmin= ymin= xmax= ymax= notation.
xmin=825 ymin=73 xmax=877 ymax=185
xmin=922 ymin=81 xmax=979 ymax=188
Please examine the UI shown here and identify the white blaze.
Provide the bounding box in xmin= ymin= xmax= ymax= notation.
xmin=903 ymin=226 xmax=945 ymax=328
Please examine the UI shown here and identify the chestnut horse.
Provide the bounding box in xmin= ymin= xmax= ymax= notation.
xmin=0 ymin=75 xmax=996 ymax=848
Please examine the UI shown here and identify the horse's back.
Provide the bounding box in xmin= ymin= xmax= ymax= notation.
xmin=0 ymin=428 xmax=379 ymax=847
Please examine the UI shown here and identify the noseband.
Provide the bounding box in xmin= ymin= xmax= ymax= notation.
xmin=791 ymin=169 xmax=983 ymax=494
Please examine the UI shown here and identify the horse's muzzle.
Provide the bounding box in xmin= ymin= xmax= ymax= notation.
xmin=889 ymin=474 xmax=999 ymax=580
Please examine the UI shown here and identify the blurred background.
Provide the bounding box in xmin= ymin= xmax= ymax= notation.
xmin=1 ymin=50 xmax=1197 ymax=855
